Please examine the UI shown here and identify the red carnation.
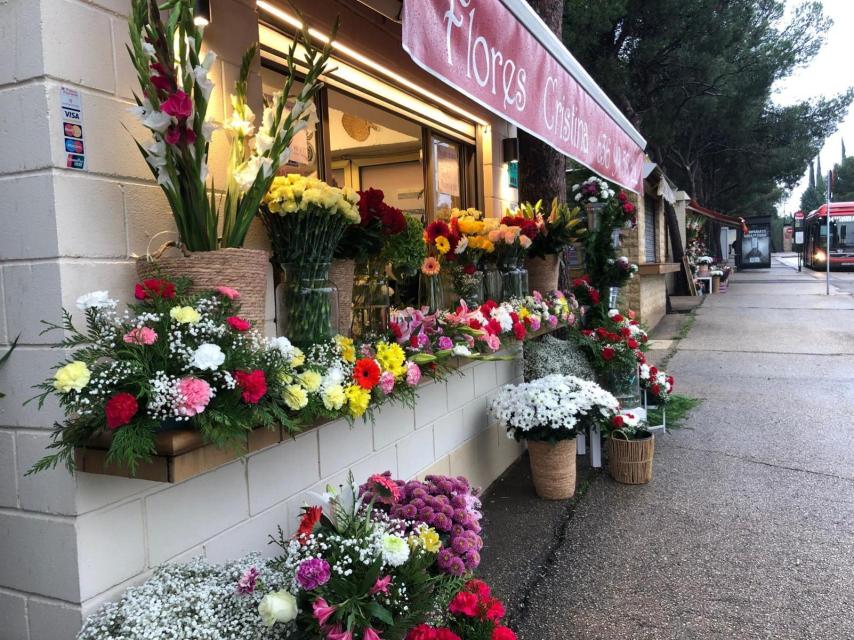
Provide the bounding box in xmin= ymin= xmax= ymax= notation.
xmin=134 ymin=278 xmax=176 ymax=300
xmin=105 ymin=392 xmax=139 ymax=430
xmin=612 ymin=415 xmax=625 ymax=428
xmin=486 ymin=319 xmax=502 ymax=336
xmin=651 ymin=383 xmax=661 ymax=396
xmin=354 ymin=358 xmax=381 ymax=390
xmin=627 ymin=338 xmax=639 ymax=350
xmin=484 ymin=597 xmax=506 ymax=622
xmin=509 ymin=311 xmax=520 ymax=324
xmin=464 ymin=579 xmax=491 ymax=598
xmin=480 ymin=300 xmax=497 ymax=314
xmin=449 ymin=591 xmax=479 ymax=617
xmin=409 ymin=335 xmax=420 ymax=349
xmin=595 ymin=328 xmax=608 ymax=338
xmin=406 ymin=625 xmax=437 ymax=640
xmin=492 ymin=627 xmax=517 ymax=640
xmin=601 ymin=346 xmax=616 ymax=361
xmin=295 ymin=505 xmax=322 ymax=543
xmin=435 ymin=630 xmax=462 ymax=640
xmin=637 ymin=353 xmax=647 ymax=364
xmin=234 ymin=369 xmax=267 ymax=404
xmin=227 ymin=316 xmax=251 ymax=332
xmin=468 ymin=319 xmax=482 ymax=330
xmin=512 ymin=322 xmax=527 ymax=341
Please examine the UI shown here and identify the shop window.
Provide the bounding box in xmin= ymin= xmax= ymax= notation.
xmin=644 ymin=195 xmax=658 ymax=263
xmin=260 ymin=67 xmax=320 ymax=178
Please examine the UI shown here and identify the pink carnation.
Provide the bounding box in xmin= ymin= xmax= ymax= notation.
xmin=123 ymin=327 xmax=157 ymax=345
xmin=548 ymin=315 xmax=559 ymax=328
xmin=483 ymin=334 xmax=501 ymax=352
xmin=379 ymin=371 xmax=395 ymax=395
xmin=438 ymin=336 xmax=453 ymax=350
xmin=175 ymin=377 xmax=212 ymax=417
xmin=216 ymin=286 xmax=240 ymax=300
xmin=406 ymin=363 xmax=422 ymax=386
xmin=529 ymin=316 xmax=541 ymax=332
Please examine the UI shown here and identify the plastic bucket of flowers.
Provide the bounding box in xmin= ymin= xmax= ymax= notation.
xmin=490 ymin=374 xmax=619 ymax=500
xmin=605 ymin=412 xmax=655 ymax=485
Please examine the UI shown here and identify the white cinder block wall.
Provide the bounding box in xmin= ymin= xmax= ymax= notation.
xmin=0 ymin=1 xmax=527 ymax=638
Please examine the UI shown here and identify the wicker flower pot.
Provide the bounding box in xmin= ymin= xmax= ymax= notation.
xmin=136 ymin=246 xmax=269 ymax=330
xmin=329 ymin=258 xmax=356 ymax=337
xmin=527 ymin=438 xmax=577 ymax=500
xmin=606 ymin=431 xmax=655 ymax=485
xmin=526 ymin=254 xmax=560 ymax=295
xmin=712 ymin=275 xmax=721 ymax=293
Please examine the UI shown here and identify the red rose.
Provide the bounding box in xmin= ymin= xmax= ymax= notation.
xmin=380 ymin=204 xmax=406 ymax=235
xmin=590 ymin=290 xmax=600 ymax=304
xmin=651 ymin=383 xmax=661 ymax=396
xmin=463 ymin=263 xmax=477 ymax=275
xmin=620 ymin=327 xmax=631 ymax=337
xmin=492 ymin=627 xmax=518 ymax=640
xmin=354 ymin=358 xmax=381 ymax=390
xmin=410 ymin=335 xmax=420 ymax=349
xmin=667 ymin=375 xmax=675 ymax=387
xmin=512 ymin=322 xmax=527 ymax=341
xmin=627 ymin=338 xmax=639 ymax=349
xmin=449 ymin=591 xmax=479 ymax=617
xmin=612 ymin=415 xmax=625 ymax=428
xmin=295 ymin=505 xmax=322 ymax=543
xmin=601 ymin=346 xmax=616 ymax=361
xmin=637 ymin=353 xmax=647 ymax=364
xmin=641 ymin=335 xmax=649 ymax=343
xmin=234 ymin=369 xmax=267 ymax=404
xmin=595 ymin=327 xmax=608 ymax=338
xmin=134 ymin=278 xmax=176 ymax=300
xmin=649 ymin=367 xmax=658 ymax=377
xmin=622 ymin=202 xmax=636 ymax=215
xmin=612 ymin=314 xmax=624 ymax=323
xmin=581 ymin=329 xmax=593 ymax=337
xmin=104 ymin=392 xmax=138 ymax=430
xmin=618 ymin=192 xmax=628 ymax=202
xmin=227 ymin=316 xmax=251 ymax=332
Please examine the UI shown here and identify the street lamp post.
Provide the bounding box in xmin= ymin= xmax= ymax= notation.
xmin=826 ymin=172 xmax=832 ymax=296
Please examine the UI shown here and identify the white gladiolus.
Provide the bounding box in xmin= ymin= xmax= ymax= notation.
xmin=202 ymin=120 xmax=217 ymax=142
xmin=452 ymin=344 xmax=472 ymax=357
xmin=193 ymin=65 xmax=214 ymax=99
xmin=233 ymin=156 xmax=271 ymax=193
xmin=141 ymin=42 xmax=156 ymax=57
xmin=76 ymin=291 xmax=113 ymax=310
xmin=254 ymin=132 xmax=275 ymax=155
xmin=191 ymin=343 xmax=225 ymax=371
xmin=278 ymin=147 xmax=291 ymax=167
xmin=143 ymin=109 xmax=172 ymax=133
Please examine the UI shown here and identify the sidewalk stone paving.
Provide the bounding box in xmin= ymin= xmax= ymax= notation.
xmin=479 ymin=255 xmax=854 ymax=639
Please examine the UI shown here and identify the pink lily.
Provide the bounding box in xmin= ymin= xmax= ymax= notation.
xmin=313 ymin=597 xmax=336 ymax=627
xmin=327 ymin=625 xmax=353 ymax=640
xmin=369 ymin=575 xmax=392 ymax=595
xmin=363 ymin=628 xmax=383 ymax=640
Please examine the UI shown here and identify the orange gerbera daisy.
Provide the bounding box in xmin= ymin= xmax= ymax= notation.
xmin=421 ymin=256 xmax=440 ymax=276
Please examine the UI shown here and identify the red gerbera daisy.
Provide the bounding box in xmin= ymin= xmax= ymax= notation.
xmin=353 ymin=358 xmax=381 ymax=390
xmin=295 ymin=505 xmax=322 ymax=543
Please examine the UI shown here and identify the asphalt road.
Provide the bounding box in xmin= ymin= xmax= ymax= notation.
xmin=478 ymin=255 xmax=854 ymax=640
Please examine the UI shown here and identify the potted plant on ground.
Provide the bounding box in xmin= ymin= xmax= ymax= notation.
xmin=128 ymin=0 xmax=332 ymax=328
xmin=522 ymin=198 xmax=587 ymax=294
xmin=696 ymin=256 xmax=714 ymax=275
xmin=490 ymin=374 xmax=619 ymax=499
xmin=604 ymin=411 xmax=655 ymax=485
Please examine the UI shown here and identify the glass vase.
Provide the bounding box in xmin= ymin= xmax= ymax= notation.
xmin=351 ymin=258 xmax=391 ymax=340
xmin=500 ymin=255 xmax=529 ymax=300
xmin=418 ymin=274 xmax=445 ymax=313
xmin=482 ymin=264 xmax=503 ymax=302
xmin=452 ymin=266 xmax=484 ymax=308
xmin=277 ymin=262 xmax=339 ymax=348
xmin=602 ymin=364 xmax=641 ymax=408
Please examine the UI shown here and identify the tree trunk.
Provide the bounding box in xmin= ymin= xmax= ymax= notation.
xmin=664 ymin=201 xmax=689 ymax=295
xmin=518 ymin=0 xmax=566 ymax=205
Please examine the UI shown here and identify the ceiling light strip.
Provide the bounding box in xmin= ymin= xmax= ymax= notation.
xmin=256 ymin=0 xmax=488 ymax=126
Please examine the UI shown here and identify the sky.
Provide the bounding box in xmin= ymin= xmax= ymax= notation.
xmin=775 ymin=0 xmax=854 ymax=215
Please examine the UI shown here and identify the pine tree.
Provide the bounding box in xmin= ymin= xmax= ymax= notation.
xmin=816 ymin=156 xmax=826 ymax=196
xmin=843 ymin=139 xmax=847 ymax=162
xmin=809 ymin=160 xmax=815 ymax=188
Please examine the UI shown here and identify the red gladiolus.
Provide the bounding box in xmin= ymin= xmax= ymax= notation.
xmin=160 ymin=90 xmax=193 ymax=119
xmin=449 ymin=591 xmax=479 ymax=617
xmin=492 ymin=626 xmax=517 ymax=640
xmin=227 ymin=316 xmax=251 ymax=332
xmin=234 ymin=370 xmax=267 ymax=404
xmin=296 ymin=505 xmax=322 ymax=542
xmin=512 ymin=322 xmax=527 ymax=341
xmin=105 ymin=392 xmax=138 ymax=430
xmin=354 ymin=358 xmax=381 ymax=390
xmin=601 ymin=346 xmax=616 ymax=361
xmin=134 ymin=278 xmax=176 ymax=300
xmin=150 ymin=73 xmax=173 ymax=92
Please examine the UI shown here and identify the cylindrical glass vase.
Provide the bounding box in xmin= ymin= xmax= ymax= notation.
xmin=351 ymin=259 xmax=391 ymax=340
xmin=452 ymin=266 xmax=484 ymax=308
xmin=602 ymin=364 xmax=642 ymax=408
xmin=500 ymin=255 xmax=529 ymax=300
xmin=277 ymin=262 xmax=339 ymax=347
xmin=482 ymin=264 xmax=503 ymax=302
xmin=418 ymin=274 xmax=445 ymax=313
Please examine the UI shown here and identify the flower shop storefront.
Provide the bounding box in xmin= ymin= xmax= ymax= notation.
xmin=0 ymin=0 xmax=647 ymax=638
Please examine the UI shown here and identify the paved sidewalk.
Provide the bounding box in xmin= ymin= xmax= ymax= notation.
xmin=479 ymin=256 xmax=854 ymax=639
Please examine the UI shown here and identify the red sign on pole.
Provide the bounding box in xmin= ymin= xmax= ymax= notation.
xmin=401 ymin=0 xmax=646 ymax=192
xmin=794 ymin=210 xmax=805 ymax=220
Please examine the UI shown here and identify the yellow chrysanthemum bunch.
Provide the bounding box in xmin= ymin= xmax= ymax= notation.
xmin=376 ymin=341 xmax=407 ymax=378
xmin=263 ymin=174 xmax=360 ymax=223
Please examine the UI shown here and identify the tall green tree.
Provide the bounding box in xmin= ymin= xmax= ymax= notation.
xmin=832 ymin=156 xmax=854 ymax=201
xmin=562 ymin=0 xmax=852 ymax=217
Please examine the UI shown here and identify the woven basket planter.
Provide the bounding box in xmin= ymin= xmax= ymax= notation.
xmin=136 ymin=246 xmax=269 ymax=330
xmin=329 ymin=258 xmax=356 ymax=337
xmin=606 ymin=432 xmax=655 ymax=485
xmin=526 ymin=254 xmax=560 ymax=295
xmin=527 ymin=438 xmax=577 ymax=500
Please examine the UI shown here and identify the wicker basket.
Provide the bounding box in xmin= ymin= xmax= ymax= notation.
xmin=526 ymin=254 xmax=560 ymax=295
xmin=527 ymin=438 xmax=577 ymax=500
xmin=329 ymin=258 xmax=356 ymax=337
xmin=137 ymin=245 xmax=269 ymax=330
xmin=606 ymin=432 xmax=655 ymax=485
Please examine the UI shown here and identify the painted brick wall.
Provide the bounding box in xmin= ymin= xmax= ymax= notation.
xmin=0 ymin=1 xmax=525 ymax=638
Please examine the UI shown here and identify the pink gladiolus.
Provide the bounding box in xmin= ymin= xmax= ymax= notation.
xmin=406 ymin=363 xmax=421 ymax=386
xmin=363 ymin=629 xmax=383 ymax=640
xmin=312 ymin=597 xmax=336 ymax=627
xmin=161 ymin=90 xmax=192 ymax=119
xmin=216 ymin=286 xmax=240 ymax=299
xmin=175 ymin=377 xmax=212 ymax=416
xmin=123 ymin=326 xmax=157 ymax=345
xmin=379 ymin=371 xmax=395 ymax=395
xmin=370 ymin=575 xmax=392 ymax=595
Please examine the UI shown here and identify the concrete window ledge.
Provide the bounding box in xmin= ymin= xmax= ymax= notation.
xmin=637 ymin=262 xmax=681 ymax=275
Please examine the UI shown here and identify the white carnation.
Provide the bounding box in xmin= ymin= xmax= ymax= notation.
xmin=191 ymin=343 xmax=225 ymax=370
xmin=76 ymin=290 xmax=113 ymax=310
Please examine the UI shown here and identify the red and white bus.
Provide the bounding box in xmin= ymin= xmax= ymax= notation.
xmin=803 ymin=202 xmax=854 ymax=269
